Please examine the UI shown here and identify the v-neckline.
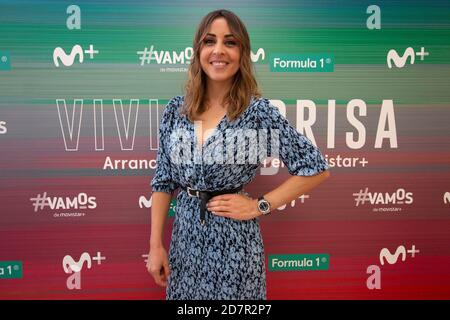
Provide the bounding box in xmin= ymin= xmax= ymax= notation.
xmin=193 ymin=112 xmax=228 ymax=151
xmin=182 ymin=96 xmax=256 ymax=151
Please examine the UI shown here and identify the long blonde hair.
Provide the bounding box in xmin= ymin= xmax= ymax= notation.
xmin=180 ymin=9 xmax=261 ymax=123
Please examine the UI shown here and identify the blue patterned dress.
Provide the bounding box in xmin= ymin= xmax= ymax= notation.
xmin=151 ymin=95 xmax=329 ymax=300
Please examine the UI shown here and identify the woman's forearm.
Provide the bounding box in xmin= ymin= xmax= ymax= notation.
xmin=263 ymin=170 xmax=330 ymax=212
xmin=150 ymin=191 xmax=173 ymax=248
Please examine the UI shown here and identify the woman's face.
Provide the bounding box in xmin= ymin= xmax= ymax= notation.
xmin=199 ymin=17 xmax=241 ymax=87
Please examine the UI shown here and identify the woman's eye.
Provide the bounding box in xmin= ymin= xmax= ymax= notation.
xmin=203 ymin=39 xmax=237 ymax=46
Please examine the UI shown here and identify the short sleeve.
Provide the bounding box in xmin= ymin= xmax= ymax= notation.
xmin=150 ymin=97 xmax=180 ymax=194
xmin=258 ymin=98 xmax=330 ymax=176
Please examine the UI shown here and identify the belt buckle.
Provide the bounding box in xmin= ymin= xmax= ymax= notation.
xmin=187 ymin=187 xmax=199 ymax=198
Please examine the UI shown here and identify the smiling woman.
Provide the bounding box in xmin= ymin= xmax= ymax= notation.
xmin=147 ymin=9 xmax=330 ymax=301
xmin=181 ymin=9 xmax=261 ymax=124
xmin=199 ymin=19 xmax=241 ymax=87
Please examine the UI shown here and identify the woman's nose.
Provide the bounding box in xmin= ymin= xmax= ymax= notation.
xmin=212 ymin=41 xmax=225 ymax=55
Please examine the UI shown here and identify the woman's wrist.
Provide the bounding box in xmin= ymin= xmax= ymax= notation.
xmin=150 ymin=239 xmax=164 ymax=249
xmin=251 ymin=198 xmax=262 ymax=217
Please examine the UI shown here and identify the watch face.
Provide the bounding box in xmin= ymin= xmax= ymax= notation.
xmin=258 ymin=200 xmax=269 ymax=213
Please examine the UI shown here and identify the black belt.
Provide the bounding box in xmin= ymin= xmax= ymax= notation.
xmin=182 ymin=185 xmax=243 ymax=225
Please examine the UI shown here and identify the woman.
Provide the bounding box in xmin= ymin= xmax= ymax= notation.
xmin=147 ymin=9 xmax=330 ymax=300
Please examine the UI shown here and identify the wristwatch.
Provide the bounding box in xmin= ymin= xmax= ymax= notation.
xmin=257 ymin=196 xmax=271 ymax=215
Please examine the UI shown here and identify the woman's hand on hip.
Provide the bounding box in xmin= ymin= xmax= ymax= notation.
xmin=207 ymin=193 xmax=261 ymax=220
